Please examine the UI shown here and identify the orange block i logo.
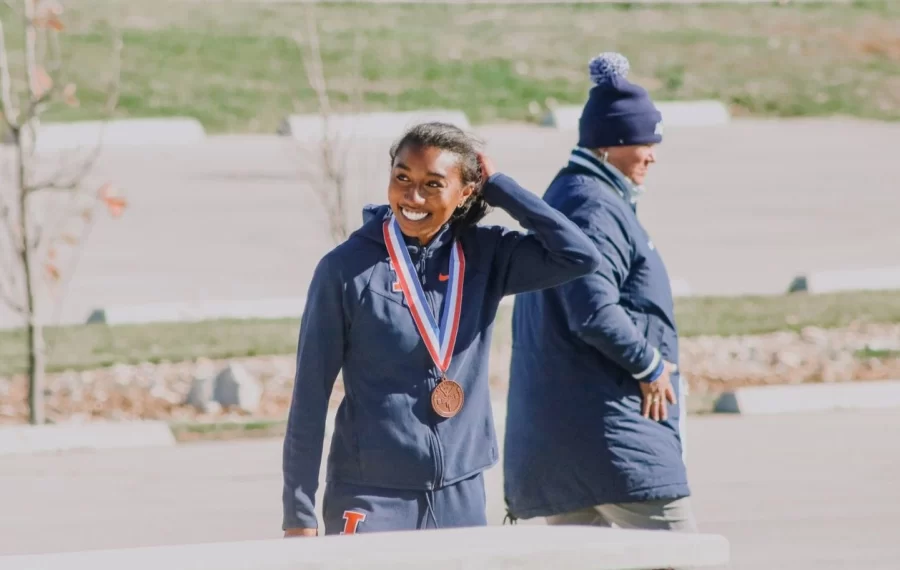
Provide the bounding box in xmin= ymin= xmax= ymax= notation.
xmin=341 ymin=510 xmax=367 ymax=535
xmin=389 ymin=262 xmax=402 ymax=293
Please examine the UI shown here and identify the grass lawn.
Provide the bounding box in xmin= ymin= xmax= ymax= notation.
xmin=856 ymin=348 xmax=900 ymax=359
xmin=2 ymin=289 xmax=900 ymax=377
xmin=0 ymin=1 xmax=896 ymax=132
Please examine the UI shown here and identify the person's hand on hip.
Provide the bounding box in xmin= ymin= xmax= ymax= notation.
xmin=639 ymin=361 xmax=677 ymax=421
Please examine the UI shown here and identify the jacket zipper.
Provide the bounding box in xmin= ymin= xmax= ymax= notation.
xmin=413 ymin=245 xmax=445 ymax=489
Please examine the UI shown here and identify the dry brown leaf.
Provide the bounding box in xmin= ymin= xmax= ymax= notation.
xmin=104 ymin=197 xmax=127 ymax=218
xmin=45 ymin=263 xmax=60 ymax=281
xmin=31 ymin=66 xmax=53 ymax=99
xmin=63 ymin=83 xmax=78 ymax=107
xmin=98 ymin=183 xmax=127 ymax=218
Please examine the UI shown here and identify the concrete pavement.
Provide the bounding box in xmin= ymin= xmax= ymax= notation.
xmin=0 ymin=409 xmax=897 ymax=569
xmin=2 ymin=118 xmax=899 ymax=329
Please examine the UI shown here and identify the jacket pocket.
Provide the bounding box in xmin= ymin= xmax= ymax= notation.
xmin=613 ymin=312 xmax=653 ymax=390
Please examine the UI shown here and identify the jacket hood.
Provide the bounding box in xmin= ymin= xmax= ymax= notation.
xmin=354 ymin=203 xmax=392 ymax=243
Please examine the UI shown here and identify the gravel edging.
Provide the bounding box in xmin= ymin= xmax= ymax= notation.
xmin=2 ymin=323 xmax=899 ymax=428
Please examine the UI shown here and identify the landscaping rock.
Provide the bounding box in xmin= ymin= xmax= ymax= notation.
xmin=212 ymin=363 xmax=262 ymax=413
xmin=186 ymin=375 xmax=216 ymax=413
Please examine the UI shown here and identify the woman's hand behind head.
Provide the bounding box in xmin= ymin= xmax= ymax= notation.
xmin=477 ymin=153 xmax=497 ymax=182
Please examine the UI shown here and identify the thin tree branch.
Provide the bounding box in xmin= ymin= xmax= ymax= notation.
xmin=104 ymin=28 xmax=123 ymax=114
xmin=22 ymin=0 xmax=38 ymax=113
xmin=30 ymin=184 xmax=93 ymax=253
xmin=0 ymin=192 xmax=25 ymax=313
xmin=0 ymin=19 xmax=19 ymax=130
xmin=3 ymin=0 xmax=22 ymax=17
xmin=27 ymin=141 xmax=102 ymax=194
xmin=0 ymin=225 xmax=24 ymax=313
xmin=0 ymin=278 xmax=25 ymax=314
xmin=26 ymin=84 xmax=56 ymax=127
xmin=0 ymin=188 xmax=22 ymax=258
xmin=294 ymin=6 xmax=356 ymax=244
xmin=44 ymin=198 xmax=96 ymax=333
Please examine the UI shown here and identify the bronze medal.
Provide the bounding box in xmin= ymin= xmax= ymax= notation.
xmin=431 ymin=378 xmax=464 ymax=418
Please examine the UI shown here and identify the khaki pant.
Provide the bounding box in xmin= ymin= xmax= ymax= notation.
xmin=546 ymin=497 xmax=697 ymax=532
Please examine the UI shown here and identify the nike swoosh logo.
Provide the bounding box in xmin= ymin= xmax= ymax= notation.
xmin=438 ymin=273 xmax=449 ymax=281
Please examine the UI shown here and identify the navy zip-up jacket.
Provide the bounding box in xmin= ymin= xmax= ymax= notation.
xmin=503 ymin=148 xmax=690 ymax=519
xmin=282 ymin=173 xmax=602 ymax=529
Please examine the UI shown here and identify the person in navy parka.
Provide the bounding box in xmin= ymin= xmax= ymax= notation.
xmin=282 ymin=122 xmax=602 ymax=536
xmin=503 ymin=53 xmax=697 ymax=531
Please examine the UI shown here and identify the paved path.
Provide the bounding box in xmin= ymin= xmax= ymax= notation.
xmin=1 ymin=409 xmax=898 ymax=569
xmin=2 ymin=118 xmax=899 ymax=329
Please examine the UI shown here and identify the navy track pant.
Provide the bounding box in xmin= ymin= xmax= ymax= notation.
xmin=322 ymin=472 xmax=487 ymax=535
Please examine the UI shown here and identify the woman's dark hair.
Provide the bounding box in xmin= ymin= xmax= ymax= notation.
xmin=389 ymin=122 xmax=492 ymax=232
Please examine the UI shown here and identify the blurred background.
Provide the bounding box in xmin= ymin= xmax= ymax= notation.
xmin=0 ymin=1 xmax=898 ymax=568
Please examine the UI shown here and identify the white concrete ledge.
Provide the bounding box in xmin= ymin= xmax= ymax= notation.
xmin=6 ymin=118 xmax=207 ymax=153
xmin=277 ymin=110 xmax=471 ymax=142
xmin=86 ymin=297 xmax=307 ymax=325
xmin=544 ymin=100 xmax=731 ymax=130
xmin=0 ymin=526 xmax=730 ymax=570
xmin=788 ymin=265 xmax=900 ymax=294
xmin=714 ymin=380 xmax=900 ymax=415
xmin=0 ymin=421 xmax=176 ymax=456
xmin=670 ymin=277 xmax=693 ymax=297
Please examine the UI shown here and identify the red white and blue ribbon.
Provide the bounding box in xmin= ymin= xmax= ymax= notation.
xmin=383 ymin=217 xmax=465 ymax=372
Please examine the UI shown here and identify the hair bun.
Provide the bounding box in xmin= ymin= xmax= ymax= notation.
xmin=588 ymin=52 xmax=630 ymax=86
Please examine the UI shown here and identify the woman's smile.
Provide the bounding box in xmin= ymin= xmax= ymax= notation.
xmin=400 ymin=207 xmax=430 ymax=222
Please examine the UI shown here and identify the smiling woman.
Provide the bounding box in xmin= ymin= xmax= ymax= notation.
xmin=281 ymin=121 xmax=603 ymax=537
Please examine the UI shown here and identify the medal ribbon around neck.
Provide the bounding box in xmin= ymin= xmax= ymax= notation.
xmin=383 ymin=217 xmax=465 ymax=372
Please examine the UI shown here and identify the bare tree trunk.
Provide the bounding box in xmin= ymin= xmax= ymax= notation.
xmin=15 ymin=129 xmax=45 ymax=425
xmin=26 ymin=320 xmax=46 ymax=425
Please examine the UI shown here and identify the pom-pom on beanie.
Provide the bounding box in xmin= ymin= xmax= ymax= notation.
xmin=578 ymin=52 xmax=664 ymax=149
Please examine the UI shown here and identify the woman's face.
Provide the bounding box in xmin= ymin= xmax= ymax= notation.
xmin=605 ymin=144 xmax=657 ymax=186
xmin=388 ymin=144 xmax=474 ymax=244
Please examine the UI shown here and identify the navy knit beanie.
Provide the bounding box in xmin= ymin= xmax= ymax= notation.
xmin=578 ymin=52 xmax=664 ymax=149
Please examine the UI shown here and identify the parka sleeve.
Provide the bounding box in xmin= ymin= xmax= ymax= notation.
xmin=557 ymin=202 xmax=666 ymax=383
xmin=282 ymin=254 xmax=346 ymax=530
xmin=485 ymin=173 xmax=602 ymax=296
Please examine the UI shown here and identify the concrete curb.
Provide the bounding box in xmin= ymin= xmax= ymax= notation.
xmin=714 ymin=380 xmax=900 ymax=415
xmin=277 ymin=110 xmax=471 ymax=143
xmin=0 ymin=421 xmax=176 ymax=456
xmin=86 ymin=297 xmax=307 ymax=325
xmin=7 ymin=118 xmax=207 ymax=153
xmin=788 ymin=265 xmax=900 ymax=294
xmin=543 ymin=100 xmax=731 ymax=130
